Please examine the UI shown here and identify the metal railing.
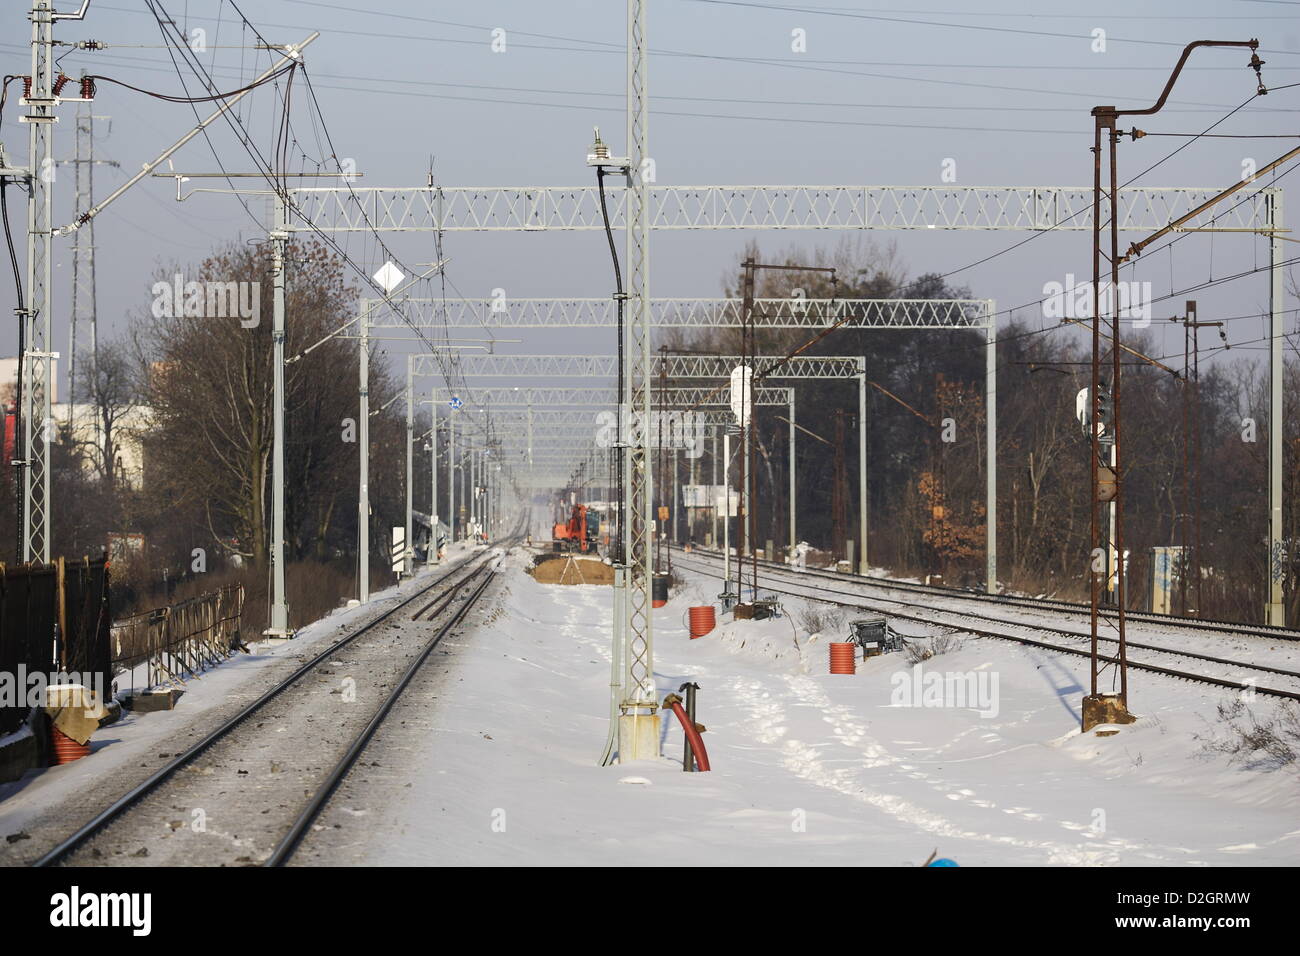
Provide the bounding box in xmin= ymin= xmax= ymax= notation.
xmin=110 ymin=585 xmax=244 ymax=690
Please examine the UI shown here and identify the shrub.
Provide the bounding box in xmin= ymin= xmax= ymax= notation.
xmin=1202 ymin=699 xmax=1299 ymax=768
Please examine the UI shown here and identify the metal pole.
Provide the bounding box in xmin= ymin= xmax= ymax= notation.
xmin=462 ymin=444 xmax=473 ymax=541
xmin=600 ymin=566 xmax=626 ymax=766
xmin=1107 ymin=440 xmax=1118 ymax=603
xmin=404 ymin=356 xmax=414 ymax=576
xmin=22 ymin=1 xmax=55 ymax=564
xmin=688 ymin=440 xmax=697 ymax=544
xmin=448 ymin=411 xmax=456 ymax=544
xmin=358 ymin=302 xmax=370 ymax=600
xmin=1267 ymin=191 xmax=1286 ymax=625
xmin=268 ymin=193 xmax=289 ymax=635
xmin=681 ymin=681 xmax=698 ymax=771
xmin=1088 ymin=110 xmax=1105 ymax=702
xmin=858 ymin=371 xmax=868 ymax=574
xmin=619 ymin=0 xmax=658 ymax=760
xmin=711 ymin=427 xmax=719 ymax=548
xmin=986 ymin=315 xmax=997 ymax=594
xmin=739 ymin=258 xmax=754 ymax=600
xmin=1110 ymin=116 xmax=1129 ymax=706
xmin=671 ymin=448 xmax=679 ymax=546
xmin=723 ymin=430 xmax=731 ymax=589
xmin=788 ymin=388 xmax=796 ymax=555
xmin=430 ymin=401 xmax=439 ymax=562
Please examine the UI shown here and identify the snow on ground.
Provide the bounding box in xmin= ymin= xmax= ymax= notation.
xmin=360 ymin=549 xmax=1300 ymax=866
xmin=0 ymin=543 xmax=481 ymax=844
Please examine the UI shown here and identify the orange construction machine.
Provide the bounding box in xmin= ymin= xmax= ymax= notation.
xmin=552 ymin=504 xmax=600 ymax=554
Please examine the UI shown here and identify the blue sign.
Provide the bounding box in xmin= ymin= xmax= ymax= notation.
xmin=449 ymin=396 xmax=464 ymax=410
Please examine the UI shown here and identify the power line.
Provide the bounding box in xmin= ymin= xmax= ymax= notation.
xmin=936 ymin=89 xmax=1276 ymax=281
xmin=82 ymin=3 xmax=1295 ymax=113
xmin=681 ymin=0 xmax=1300 ymax=57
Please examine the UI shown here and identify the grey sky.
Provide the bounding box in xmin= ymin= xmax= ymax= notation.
xmin=2 ymin=0 xmax=1298 ymax=405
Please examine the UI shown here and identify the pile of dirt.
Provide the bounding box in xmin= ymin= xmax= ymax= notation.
xmin=529 ymin=554 xmax=615 ymax=585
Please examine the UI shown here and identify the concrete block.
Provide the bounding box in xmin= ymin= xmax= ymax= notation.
xmin=124 ymin=689 xmax=181 ymax=713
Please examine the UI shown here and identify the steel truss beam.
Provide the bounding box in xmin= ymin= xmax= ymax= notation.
xmin=363 ymin=296 xmax=992 ymax=330
xmin=421 ymin=385 xmax=792 ymax=408
xmin=474 ymin=409 xmax=785 ymax=429
xmin=411 ymin=353 xmax=863 ymax=379
xmin=289 ymin=185 xmax=1274 ymax=233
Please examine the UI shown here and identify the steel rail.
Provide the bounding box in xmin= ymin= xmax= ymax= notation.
xmin=266 ymin=554 xmax=502 ymax=866
xmin=30 ymin=549 xmax=500 ymax=868
xmin=674 ymin=553 xmax=1300 ymax=702
xmin=676 ymin=546 xmax=1300 ymax=642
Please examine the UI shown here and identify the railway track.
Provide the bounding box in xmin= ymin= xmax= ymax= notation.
xmin=673 ymin=550 xmax=1300 ymax=702
xmin=31 ymin=545 xmax=509 ymax=868
xmin=677 ymin=545 xmax=1299 ymax=643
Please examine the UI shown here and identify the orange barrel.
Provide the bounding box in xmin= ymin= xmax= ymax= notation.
xmin=688 ymin=605 xmax=716 ymax=639
xmin=828 ymin=642 xmax=857 ymax=675
xmin=51 ymin=725 xmax=90 ymax=765
xmin=652 ymin=572 xmax=670 ymax=608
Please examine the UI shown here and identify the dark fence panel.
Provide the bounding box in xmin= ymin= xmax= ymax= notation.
xmin=1 ymin=563 xmax=242 ymax=738
xmin=0 ymin=563 xmax=66 ymax=737
xmin=62 ymin=558 xmax=112 ymax=706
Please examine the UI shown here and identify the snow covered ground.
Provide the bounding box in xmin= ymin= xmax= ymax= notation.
xmin=356 ymin=549 xmax=1300 ymax=867
xmin=0 ymin=544 xmax=481 ymax=854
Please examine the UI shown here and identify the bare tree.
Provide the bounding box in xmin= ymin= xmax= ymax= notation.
xmin=76 ymin=339 xmax=138 ymax=488
xmin=133 ymin=240 xmax=393 ymax=574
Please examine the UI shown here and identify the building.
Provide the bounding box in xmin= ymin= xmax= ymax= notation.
xmin=1 ymin=357 xmax=150 ymax=491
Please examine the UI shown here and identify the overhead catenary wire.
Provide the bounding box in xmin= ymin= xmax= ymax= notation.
xmin=84 ymin=3 xmax=1300 ymax=113
xmin=124 ymin=2 xmax=506 ymax=451
xmin=143 ymin=2 xmax=458 ymax=392
xmin=937 ymin=88 xmax=1272 ymax=282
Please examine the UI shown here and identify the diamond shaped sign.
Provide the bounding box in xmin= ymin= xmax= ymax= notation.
xmin=373 ymin=260 xmax=405 ymax=294
xmin=448 ymin=395 xmax=464 ymax=410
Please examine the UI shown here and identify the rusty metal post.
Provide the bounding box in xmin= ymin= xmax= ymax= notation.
xmin=738 ymin=258 xmax=754 ymax=601
xmin=1082 ymin=39 xmax=1260 ymax=731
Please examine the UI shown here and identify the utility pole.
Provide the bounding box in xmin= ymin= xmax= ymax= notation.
xmin=1266 ymin=192 xmax=1286 ymax=626
xmin=615 ymin=0 xmax=658 ymax=761
xmin=430 ymin=403 xmax=439 ymax=563
xmin=267 ymin=192 xmax=289 ymax=636
xmin=832 ymin=410 xmax=848 ymax=561
xmin=1169 ymin=300 xmax=1224 ymax=618
xmin=20 ymin=0 xmax=58 ymax=564
xmin=1084 ymin=39 xmax=1262 ymax=731
xmin=358 ymin=302 xmax=371 ymax=600
xmin=722 ymin=428 xmax=731 ymax=591
xmin=13 ymin=1 xmax=96 ymax=564
xmin=59 ymin=98 xmax=116 ymax=420
xmin=858 ymin=370 xmax=867 ymax=575
xmin=736 ymin=257 xmax=836 ymax=603
xmin=403 ymin=354 xmax=414 ymax=576
xmin=711 ymin=426 xmax=719 ymax=550
xmin=788 ymin=389 xmax=796 ymax=555
xmin=447 ymin=409 xmax=456 ymax=545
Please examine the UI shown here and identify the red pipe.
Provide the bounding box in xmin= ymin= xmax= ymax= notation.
xmin=666 ymin=698 xmax=710 ymax=772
